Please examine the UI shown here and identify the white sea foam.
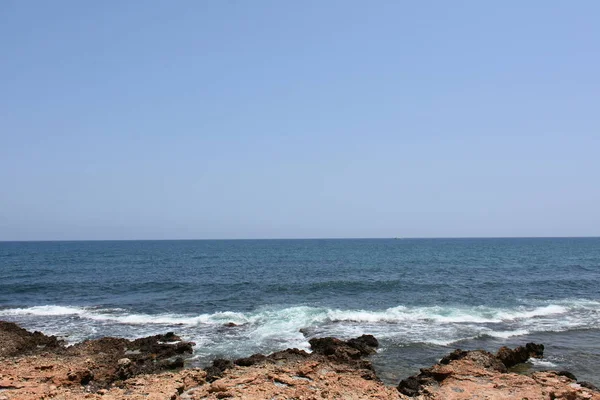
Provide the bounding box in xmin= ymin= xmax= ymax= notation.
xmin=1 ymin=298 xmax=598 ymax=352
xmin=530 ymin=358 xmax=558 ymax=368
xmin=0 ymin=305 xmax=88 ymax=316
xmin=486 ymin=329 xmax=530 ymax=339
xmin=496 ymin=305 xmax=568 ymax=321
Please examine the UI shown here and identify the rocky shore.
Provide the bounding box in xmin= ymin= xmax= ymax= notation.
xmin=1 ymin=321 xmax=598 ymax=399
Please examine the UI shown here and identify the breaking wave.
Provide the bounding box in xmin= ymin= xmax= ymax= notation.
xmin=1 ymin=299 xmax=598 ymax=354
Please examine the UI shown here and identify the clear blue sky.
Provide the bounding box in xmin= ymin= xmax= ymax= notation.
xmin=1 ymin=1 xmax=599 ymax=240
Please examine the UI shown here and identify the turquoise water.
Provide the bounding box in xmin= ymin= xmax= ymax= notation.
xmin=1 ymin=238 xmax=599 ymax=384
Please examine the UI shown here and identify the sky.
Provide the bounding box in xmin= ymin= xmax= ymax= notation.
xmin=1 ymin=1 xmax=599 ymax=240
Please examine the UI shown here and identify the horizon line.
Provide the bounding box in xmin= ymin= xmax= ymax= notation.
xmin=1 ymin=236 xmax=599 ymax=243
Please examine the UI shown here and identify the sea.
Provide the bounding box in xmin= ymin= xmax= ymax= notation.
xmin=1 ymin=238 xmax=599 ymax=385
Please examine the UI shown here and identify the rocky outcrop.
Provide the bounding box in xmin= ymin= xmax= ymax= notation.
xmin=1 ymin=321 xmax=599 ymax=400
xmin=65 ymin=332 xmax=194 ymax=385
xmin=398 ymin=343 xmax=600 ymax=400
xmin=189 ymin=335 xmax=394 ymax=399
xmin=496 ymin=342 xmax=545 ymax=368
xmin=0 ymin=321 xmax=195 ymax=395
xmin=0 ymin=321 xmax=65 ymax=357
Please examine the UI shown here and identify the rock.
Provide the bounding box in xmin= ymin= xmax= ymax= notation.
xmin=234 ymin=353 xmax=267 ymax=367
xmin=581 ymin=381 xmax=600 ymax=391
xmin=309 ymin=335 xmax=378 ymax=363
xmin=558 ymin=370 xmax=578 ymax=381
xmin=66 ymin=368 xmax=93 ymax=385
xmin=397 ymin=375 xmax=421 ymax=397
xmin=347 ymin=334 xmax=379 ymax=356
xmin=496 ymin=342 xmax=544 ymax=368
xmin=204 ymin=358 xmax=234 ymax=382
xmin=397 ymin=345 xmax=600 ymax=400
xmin=0 ymin=321 xmax=65 ymax=357
xmin=2 ymin=323 xmax=599 ymax=400
xmin=63 ymin=332 xmax=194 ymax=385
xmin=439 ymin=349 xmax=469 ymax=364
xmin=117 ymin=357 xmax=131 ymax=366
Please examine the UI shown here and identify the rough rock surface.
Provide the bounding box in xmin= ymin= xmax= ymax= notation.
xmin=0 ymin=321 xmax=199 ymax=399
xmin=0 ymin=321 xmax=65 ymax=357
xmin=398 ymin=344 xmax=600 ymax=400
xmin=1 ymin=321 xmax=599 ymax=400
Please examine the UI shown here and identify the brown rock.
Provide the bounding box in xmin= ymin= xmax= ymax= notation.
xmin=0 ymin=321 xmax=65 ymax=357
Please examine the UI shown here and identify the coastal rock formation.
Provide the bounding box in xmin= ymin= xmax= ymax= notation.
xmin=0 ymin=321 xmax=65 ymax=357
xmin=398 ymin=343 xmax=599 ymax=399
xmin=1 ymin=321 xmax=599 ymax=399
xmin=0 ymin=321 xmax=198 ymax=399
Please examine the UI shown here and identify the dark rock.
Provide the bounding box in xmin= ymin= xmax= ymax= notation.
xmin=308 ymin=335 xmax=379 ymax=369
xmin=579 ymin=381 xmax=599 ymax=391
xmin=0 ymin=321 xmax=65 ymax=357
xmin=309 ymin=337 xmax=360 ymax=360
xmin=213 ymin=358 xmax=233 ymax=371
xmin=347 ymin=334 xmax=379 ymax=355
xmin=164 ymin=357 xmax=185 ymax=369
xmin=397 ymin=369 xmax=439 ymax=397
xmin=557 ymin=370 xmax=577 ymax=381
xmin=205 ymin=358 xmax=233 ymax=382
xmin=67 ymin=369 xmax=94 ymax=385
xmin=309 ymin=337 xmax=348 ymax=356
xmin=267 ymin=348 xmax=309 ymax=364
xmin=439 ymin=349 xmax=468 ymax=365
xmin=496 ymin=342 xmax=544 ymax=368
xmin=65 ymin=332 xmax=194 ymax=386
xmin=234 ymin=353 xmax=267 ymax=367
xmin=397 ymin=376 xmax=423 ymax=397
xmin=223 ymin=322 xmax=238 ymax=328
xmin=525 ymin=342 xmax=544 ymax=357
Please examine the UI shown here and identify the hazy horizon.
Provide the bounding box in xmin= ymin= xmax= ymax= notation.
xmin=2 ymin=1 xmax=599 ymax=241
xmin=2 ymin=236 xmax=599 ymax=243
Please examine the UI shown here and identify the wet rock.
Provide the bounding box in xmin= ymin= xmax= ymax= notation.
xmin=580 ymin=381 xmax=600 ymax=391
xmin=347 ymin=334 xmax=379 ymax=356
xmin=234 ymin=353 xmax=267 ymax=367
xmin=557 ymin=370 xmax=577 ymax=380
xmin=496 ymin=342 xmax=544 ymax=368
xmin=309 ymin=335 xmax=378 ymax=362
xmin=439 ymin=349 xmax=469 ymax=364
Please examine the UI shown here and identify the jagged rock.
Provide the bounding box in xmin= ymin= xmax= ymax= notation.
xmin=439 ymin=348 xmax=468 ymax=364
xmin=0 ymin=321 xmax=65 ymax=357
xmin=234 ymin=353 xmax=267 ymax=367
xmin=496 ymin=342 xmax=544 ymax=368
xmin=204 ymin=358 xmax=234 ymax=382
xmin=2 ymin=322 xmax=599 ymax=400
xmin=347 ymin=334 xmax=379 ymax=355
xmin=397 ymin=344 xmax=600 ymax=400
xmin=581 ymin=381 xmax=600 ymax=391
xmin=309 ymin=334 xmax=379 ymax=363
xmin=557 ymin=370 xmax=577 ymax=380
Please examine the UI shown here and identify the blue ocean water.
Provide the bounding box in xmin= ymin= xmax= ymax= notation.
xmin=1 ymin=238 xmax=599 ymax=384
